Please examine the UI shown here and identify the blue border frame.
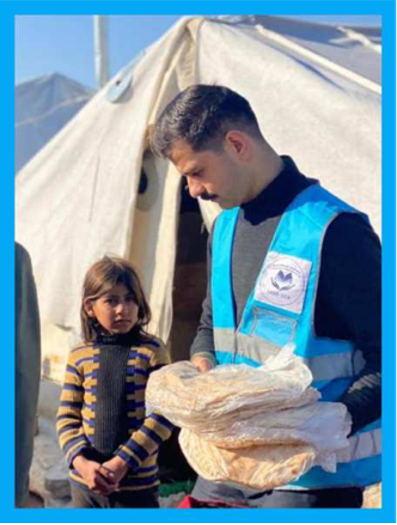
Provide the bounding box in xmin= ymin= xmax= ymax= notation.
xmin=7 ymin=0 xmax=395 ymax=522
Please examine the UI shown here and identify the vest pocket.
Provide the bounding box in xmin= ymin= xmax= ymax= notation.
xmin=251 ymin=307 xmax=297 ymax=348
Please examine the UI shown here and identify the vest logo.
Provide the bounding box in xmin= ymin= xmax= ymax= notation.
xmin=255 ymin=252 xmax=312 ymax=314
xmin=271 ymin=270 xmax=295 ymax=291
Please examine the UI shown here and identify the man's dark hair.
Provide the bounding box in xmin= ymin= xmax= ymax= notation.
xmin=151 ymin=84 xmax=262 ymax=157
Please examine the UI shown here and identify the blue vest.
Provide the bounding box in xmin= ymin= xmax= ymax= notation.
xmin=211 ymin=183 xmax=381 ymax=489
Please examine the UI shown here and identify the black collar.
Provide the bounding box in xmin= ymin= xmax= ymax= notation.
xmin=95 ymin=331 xmax=138 ymax=347
xmin=241 ymin=156 xmax=318 ymax=222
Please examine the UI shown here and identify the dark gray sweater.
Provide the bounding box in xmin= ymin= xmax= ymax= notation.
xmin=191 ymin=156 xmax=381 ymax=434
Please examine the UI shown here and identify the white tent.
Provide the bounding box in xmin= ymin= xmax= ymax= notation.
xmin=15 ymin=73 xmax=92 ymax=173
xmin=16 ymin=15 xmax=381 ymax=386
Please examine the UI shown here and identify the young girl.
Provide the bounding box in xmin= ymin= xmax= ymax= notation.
xmin=56 ymin=256 xmax=173 ymax=508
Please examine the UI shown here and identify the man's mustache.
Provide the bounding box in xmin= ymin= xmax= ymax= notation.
xmin=200 ymin=192 xmax=217 ymax=201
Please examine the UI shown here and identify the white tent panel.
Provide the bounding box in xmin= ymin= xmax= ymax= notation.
xmin=197 ymin=19 xmax=381 ymax=233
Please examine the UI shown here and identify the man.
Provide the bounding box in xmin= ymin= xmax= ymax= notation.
xmin=15 ymin=243 xmax=41 ymax=507
xmin=151 ymin=85 xmax=381 ymax=508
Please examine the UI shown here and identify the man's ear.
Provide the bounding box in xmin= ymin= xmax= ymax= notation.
xmin=224 ymin=130 xmax=250 ymax=159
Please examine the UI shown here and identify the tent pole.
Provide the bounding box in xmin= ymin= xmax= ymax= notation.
xmin=94 ymin=15 xmax=109 ymax=89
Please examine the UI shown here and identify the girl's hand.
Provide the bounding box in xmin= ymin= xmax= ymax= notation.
xmin=72 ymin=455 xmax=118 ymax=495
xmin=102 ymin=456 xmax=130 ymax=486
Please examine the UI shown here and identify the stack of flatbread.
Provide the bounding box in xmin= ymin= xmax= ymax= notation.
xmin=179 ymin=429 xmax=317 ymax=490
xmin=146 ymin=347 xmax=351 ymax=490
xmin=146 ymin=351 xmax=320 ymax=432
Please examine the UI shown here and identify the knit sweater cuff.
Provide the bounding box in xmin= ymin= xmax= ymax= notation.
xmin=67 ymin=441 xmax=90 ymax=469
xmin=115 ymin=439 xmax=149 ymax=471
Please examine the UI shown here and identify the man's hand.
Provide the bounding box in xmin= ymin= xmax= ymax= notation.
xmin=72 ymin=455 xmax=118 ymax=495
xmin=102 ymin=456 xmax=130 ymax=486
xmin=191 ymin=355 xmax=215 ymax=373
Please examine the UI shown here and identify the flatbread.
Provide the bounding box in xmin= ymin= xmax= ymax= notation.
xmin=179 ymin=428 xmax=316 ymax=491
xmin=146 ymin=361 xmax=319 ymax=431
xmin=202 ymin=402 xmax=350 ymax=450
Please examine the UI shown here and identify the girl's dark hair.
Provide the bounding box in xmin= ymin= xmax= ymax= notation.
xmin=80 ymin=256 xmax=151 ymax=342
xmin=151 ymin=84 xmax=262 ymax=158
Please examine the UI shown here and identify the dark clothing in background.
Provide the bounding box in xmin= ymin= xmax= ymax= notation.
xmin=15 ymin=242 xmax=41 ymax=507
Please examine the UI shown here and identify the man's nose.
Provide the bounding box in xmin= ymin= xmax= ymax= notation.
xmin=187 ymin=177 xmax=204 ymax=199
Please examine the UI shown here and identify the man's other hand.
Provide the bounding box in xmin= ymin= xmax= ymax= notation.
xmin=191 ymin=355 xmax=215 ymax=373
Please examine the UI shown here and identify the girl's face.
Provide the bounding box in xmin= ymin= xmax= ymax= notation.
xmin=85 ymin=282 xmax=139 ymax=335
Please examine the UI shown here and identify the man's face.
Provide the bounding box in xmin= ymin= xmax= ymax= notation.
xmin=169 ymin=139 xmax=247 ymax=210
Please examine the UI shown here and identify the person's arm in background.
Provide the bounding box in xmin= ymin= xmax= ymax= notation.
xmin=15 ymin=243 xmax=41 ymax=507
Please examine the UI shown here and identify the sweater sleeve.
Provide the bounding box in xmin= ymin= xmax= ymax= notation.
xmin=56 ymin=350 xmax=91 ymax=468
xmin=190 ymin=225 xmax=217 ymax=364
xmin=115 ymin=342 xmax=174 ymax=470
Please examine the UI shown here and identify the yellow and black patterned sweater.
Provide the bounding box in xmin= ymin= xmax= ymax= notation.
xmin=56 ymin=332 xmax=173 ymax=492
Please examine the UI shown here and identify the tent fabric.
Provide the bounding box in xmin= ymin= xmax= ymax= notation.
xmin=15 ymin=73 xmax=93 ymax=173
xmin=15 ymin=16 xmax=381 ymax=383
